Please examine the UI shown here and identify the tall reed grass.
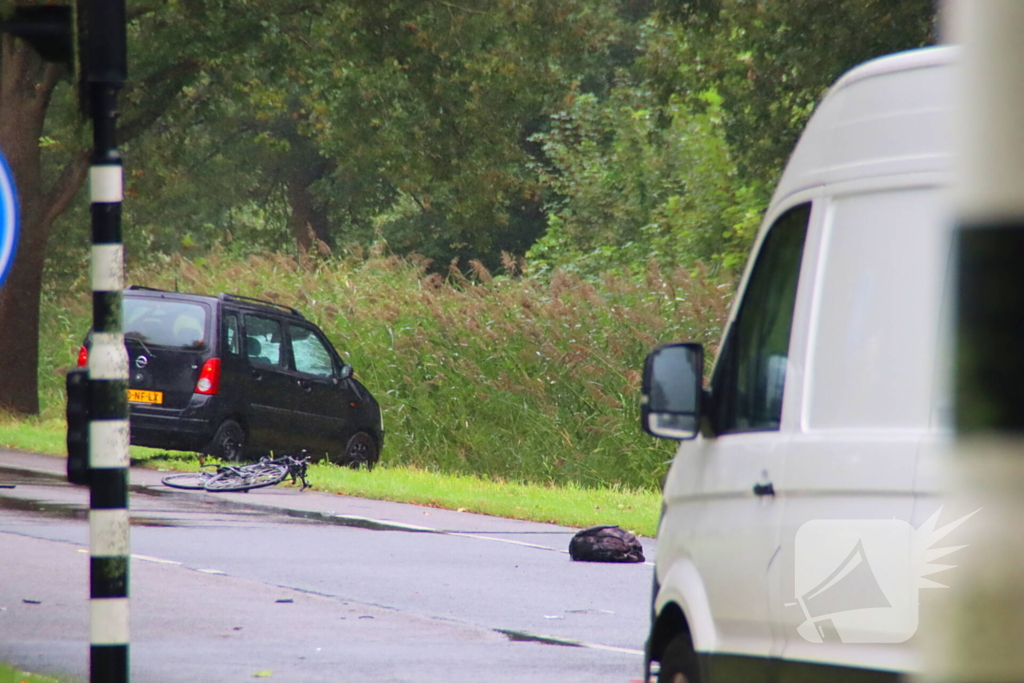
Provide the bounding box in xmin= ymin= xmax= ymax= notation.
xmin=38 ymin=249 xmax=731 ymax=490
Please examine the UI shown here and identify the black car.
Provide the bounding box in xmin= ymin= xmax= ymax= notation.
xmin=75 ymin=286 xmax=383 ymax=467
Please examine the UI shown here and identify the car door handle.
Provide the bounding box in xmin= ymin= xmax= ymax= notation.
xmin=251 ymin=370 xmax=263 ymax=381
xmin=298 ymin=380 xmax=312 ymax=393
xmin=753 ymin=482 xmax=775 ymax=497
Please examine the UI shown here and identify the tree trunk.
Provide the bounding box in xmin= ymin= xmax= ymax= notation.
xmin=283 ymin=134 xmax=334 ymax=253
xmin=0 ymin=38 xmax=88 ymax=415
xmin=285 ymin=173 xmax=333 ymax=254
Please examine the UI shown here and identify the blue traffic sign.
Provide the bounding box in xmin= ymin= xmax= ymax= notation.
xmin=0 ymin=150 xmax=18 ymax=289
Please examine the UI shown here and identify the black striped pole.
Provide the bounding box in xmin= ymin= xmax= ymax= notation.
xmin=84 ymin=1 xmax=129 ymax=681
xmin=88 ymin=102 xmax=129 ymax=682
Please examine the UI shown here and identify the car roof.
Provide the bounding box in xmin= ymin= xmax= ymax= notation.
xmin=125 ymin=286 xmax=306 ymax=320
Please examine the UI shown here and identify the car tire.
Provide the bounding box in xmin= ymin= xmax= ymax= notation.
xmin=335 ymin=431 xmax=378 ymax=470
xmin=209 ymin=419 xmax=246 ymax=462
xmin=658 ymin=633 xmax=700 ymax=683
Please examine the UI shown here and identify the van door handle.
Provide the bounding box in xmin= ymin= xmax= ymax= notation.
xmin=753 ymin=482 xmax=775 ymax=497
xmin=298 ymin=380 xmax=312 ymax=393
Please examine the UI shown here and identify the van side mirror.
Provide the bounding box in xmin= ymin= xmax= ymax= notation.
xmin=641 ymin=343 xmax=703 ymax=440
xmin=338 ymin=364 xmax=353 ymax=380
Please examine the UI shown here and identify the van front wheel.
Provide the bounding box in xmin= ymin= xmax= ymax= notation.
xmin=658 ymin=634 xmax=700 ymax=683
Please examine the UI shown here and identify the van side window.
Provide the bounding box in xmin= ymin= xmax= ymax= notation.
xmin=712 ymin=203 xmax=810 ymax=433
xmin=288 ymin=323 xmax=335 ymax=378
xmin=244 ymin=314 xmax=283 ymax=367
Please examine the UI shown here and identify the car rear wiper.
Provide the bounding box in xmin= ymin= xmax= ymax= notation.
xmin=124 ymin=332 xmax=156 ymax=359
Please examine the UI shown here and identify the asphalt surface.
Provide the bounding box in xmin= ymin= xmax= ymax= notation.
xmin=0 ymin=450 xmax=655 ymax=683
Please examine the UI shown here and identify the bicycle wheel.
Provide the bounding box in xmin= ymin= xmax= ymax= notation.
xmin=162 ymin=473 xmax=212 ymax=490
xmin=246 ymin=464 xmax=289 ymax=489
xmin=203 ymin=468 xmax=252 ymax=492
xmin=205 ymin=464 xmax=287 ymax=492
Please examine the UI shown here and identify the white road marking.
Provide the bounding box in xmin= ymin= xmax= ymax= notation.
xmin=322 ymin=512 xmax=656 ymax=564
xmin=79 ymin=548 xmax=183 ymax=566
xmin=497 ymin=628 xmax=645 ymax=656
xmin=132 ymin=554 xmax=182 ymax=565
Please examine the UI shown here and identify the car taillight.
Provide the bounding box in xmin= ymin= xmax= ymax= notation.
xmin=195 ymin=358 xmax=221 ymax=395
xmin=77 ymin=346 xmax=89 ymax=368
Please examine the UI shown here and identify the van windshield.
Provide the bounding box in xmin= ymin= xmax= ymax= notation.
xmin=124 ymin=298 xmax=208 ymax=349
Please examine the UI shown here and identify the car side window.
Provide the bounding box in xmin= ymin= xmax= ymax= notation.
xmin=711 ymin=203 xmax=810 ymax=434
xmin=288 ymin=323 xmax=335 ymax=378
xmin=244 ymin=314 xmax=283 ymax=367
xmin=223 ymin=312 xmax=240 ymax=356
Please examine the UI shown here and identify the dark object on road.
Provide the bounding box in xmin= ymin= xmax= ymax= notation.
xmin=73 ymin=287 xmax=383 ymax=468
xmin=569 ymin=525 xmax=645 ymax=563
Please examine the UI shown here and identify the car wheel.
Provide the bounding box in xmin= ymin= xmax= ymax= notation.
xmin=209 ymin=419 xmax=246 ymax=462
xmin=335 ymin=431 xmax=378 ymax=470
xmin=658 ymin=634 xmax=700 ymax=683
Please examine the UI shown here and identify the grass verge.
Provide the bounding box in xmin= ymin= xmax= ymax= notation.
xmin=0 ymin=663 xmax=66 ymax=683
xmin=0 ymin=417 xmax=662 ymax=537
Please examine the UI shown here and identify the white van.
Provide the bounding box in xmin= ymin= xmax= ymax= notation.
xmin=640 ymin=47 xmax=971 ymax=683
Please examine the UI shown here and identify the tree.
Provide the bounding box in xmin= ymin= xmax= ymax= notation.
xmin=0 ymin=0 xmax=278 ymax=414
xmin=195 ymin=0 xmax=632 ymax=266
xmin=521 ymin=0 xmax=938 ymax=278
xmin=526 ymin=84 xmax=761 ymax=276
xmin=0 ymin=37 xmax=87 ymax=414
xmin=644 ymin=0 xmax=938 ymax=185
xmin=74 ymin=0 xmax=636 ymax=270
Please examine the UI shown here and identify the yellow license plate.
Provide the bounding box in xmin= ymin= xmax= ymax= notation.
xmin=128 ymin=389 xmax=163 ymax=404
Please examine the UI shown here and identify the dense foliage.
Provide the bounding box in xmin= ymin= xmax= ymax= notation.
xmin=41 ymin=0 xmax=938 ymax=279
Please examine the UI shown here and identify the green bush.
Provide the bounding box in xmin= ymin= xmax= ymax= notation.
xmin=527 ymin=87 xmax=763 ymax=278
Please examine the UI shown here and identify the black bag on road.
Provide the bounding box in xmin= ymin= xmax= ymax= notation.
xmin=569 ymin=525 xmax=645 ymax=563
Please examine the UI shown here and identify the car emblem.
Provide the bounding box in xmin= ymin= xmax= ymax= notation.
xmin=135 ymin=355 xmax=149 ymax=369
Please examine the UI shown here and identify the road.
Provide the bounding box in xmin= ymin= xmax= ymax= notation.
xmin=0 ymin=450 xmax=654 ymax=683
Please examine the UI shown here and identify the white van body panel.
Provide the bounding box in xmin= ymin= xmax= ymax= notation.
xmin=653 ymin=559 xmax=718 ymax=651
xmin=657 ymin=431 xmax=788 ymax=659
xmin=770 ymin=47 xmax=955 ymax=207
xmin=653 ymin=47 xmax=968 ymax=679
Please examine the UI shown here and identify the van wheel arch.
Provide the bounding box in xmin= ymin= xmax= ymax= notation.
xmin=650 ymin=602 xmax=692 ymax=665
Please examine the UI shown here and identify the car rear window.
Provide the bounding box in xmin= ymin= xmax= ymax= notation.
xmin=124 ymin=298 xmax=208 ymax=349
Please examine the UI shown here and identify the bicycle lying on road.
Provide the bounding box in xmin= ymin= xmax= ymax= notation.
xmin=161 ymin=454 xmax=311 ymax=493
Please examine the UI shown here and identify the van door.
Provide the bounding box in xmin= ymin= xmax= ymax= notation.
xmin=285 ymin=322 xmax=355 ymax=454
xmin=677 ymin=203 xmax=812 ymax=681
xmin=217 ymin=309 xmax=246 ymax=419
xmin=776 ymin=187 xmax=951 ymax=678
xmin=242 ymin=312 xmax=300 ymax=453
